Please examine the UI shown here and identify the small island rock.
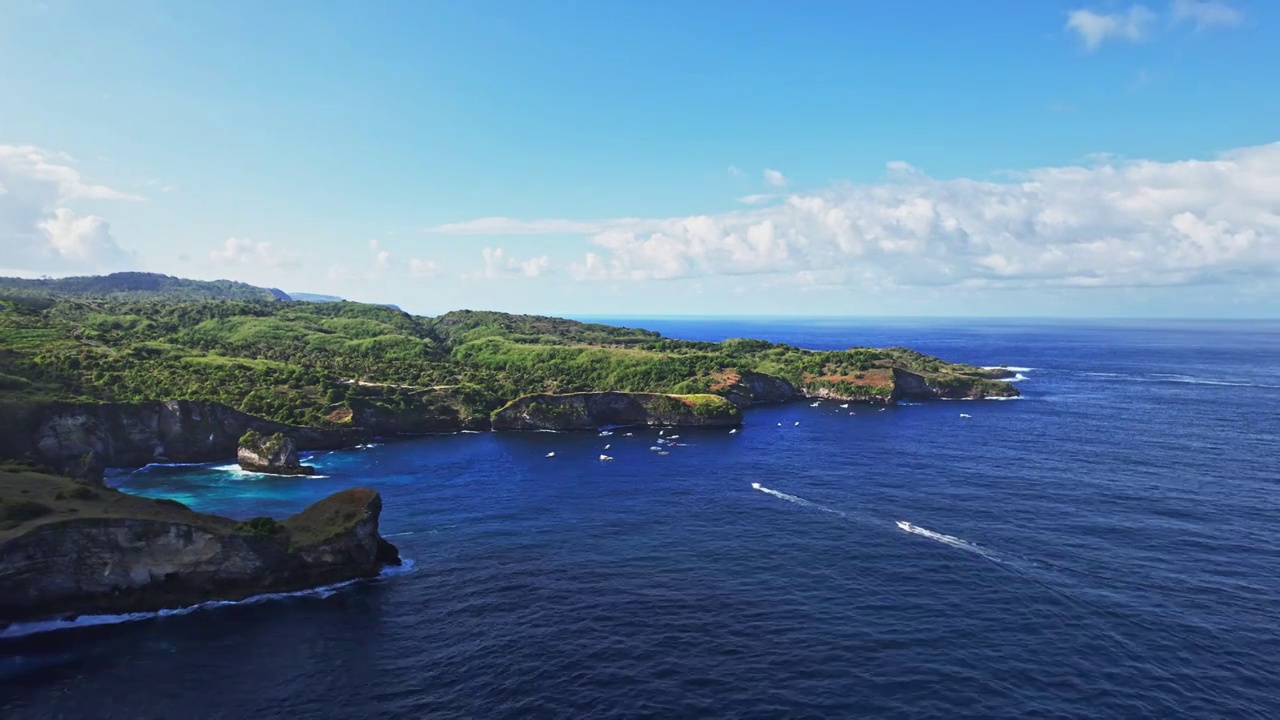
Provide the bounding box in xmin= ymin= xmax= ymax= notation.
xmin=237 ymin=430 xmax=316 ymax=475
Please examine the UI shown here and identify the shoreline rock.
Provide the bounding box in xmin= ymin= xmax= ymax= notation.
xmin=491 ymin=392 xmax=743 ymax=431
xmin=0 ymin=469 xmax=400 ymax=624
xmin=237 ymin=430 xmax=316 ymax=476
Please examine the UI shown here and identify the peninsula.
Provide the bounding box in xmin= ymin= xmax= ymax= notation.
xmin=0 ymin=272 xmax=1016 ymax=623
xmin=0 ymin=272 xmax=1018 ymax=476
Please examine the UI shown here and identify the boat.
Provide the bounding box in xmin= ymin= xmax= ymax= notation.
xmin=599 ymin=454 xmax=614 ymax=462
xmin=649 ymin=446 xmax=662 ymax=451
xmin=599 ymin=430 xmax=613 ymax=437
xmin=896 ymin=520 xmax=913 ymax=531
xmin=794 ymin=421 xmax=800 ymax=426
xmin=809 ymin=401 xmax=820 ymax=407
xmin=657 ymin=451 xmax=669 ymax=456
xmin=840 ymin=403 xmax=849 ymax=408
xmin=669 ymin=435 xmax=680 ymax=440
xmin=960 ymin=413 xmax=972 ymax=418
xmin=751 ymin=482 xmax=761 ymax=489
xmin=659 ymin=430 xmax=664 ymax=436
xmin=545 ymin=452 xmax=555 ymax=458
xmin=729 ymin=429 xmax=737 ymax=434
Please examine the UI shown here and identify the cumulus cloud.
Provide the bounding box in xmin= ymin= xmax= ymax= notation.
xmin=409 ymin=258 xmax=441 ymax=278
xmin=738 ymin=194 xmax=778 ymax=205
xmin=763 ymin=168 xmax=789 ymax=188
xmin=424 ymin=217 xmax=618 ymax=235
xmin=448 ymin=142 xmax=1280 ymax=291
xmin=0 ymin=145 xmax=138 ymax=273
xmin=209 ymin=237 xmax=299 ymax=269
xmin=466 ymin=247 xmax=551 ymax=280
xmin=1066 ymin=5 xmax=1155 ymax=50
xmin=1170 ymin=0 xmax=1242 ymax=29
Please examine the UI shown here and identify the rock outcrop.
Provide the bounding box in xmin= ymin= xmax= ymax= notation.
xmin=0 ymin=468 xmax=400 ymax=624
xmin=0 ymin=400 xmax=367 ymax=481
xmin=237 ymin=431 xmax=316 ymax=476
xmin=890 ymin=368 xmax=1021 ymax=401
xmin=719 ymin=371 xmax=798 ymax=407
xmin=491 ymin=392 xmax=742 ymax=431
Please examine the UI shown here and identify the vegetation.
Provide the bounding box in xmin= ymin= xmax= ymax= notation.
xmin=0 ymin=275 xmax=1014 ymax=430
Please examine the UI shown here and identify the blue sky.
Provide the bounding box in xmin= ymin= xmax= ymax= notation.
xmin=1 ymin=0 xmax=1277 ymax=317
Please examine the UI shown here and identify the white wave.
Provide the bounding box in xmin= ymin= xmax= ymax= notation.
xmin=355 ymin=442 xmax=382 ymax=449
xmin=460 ymin=430 xmax=481 ymax=434
xmin=383 ymin=531 xmax=416 ymax=537
xmin=0 ymin=560 xmax=416 ymax=639
xmin=983 ymin=396 xmax=1024 ymax=401
xmin=896 ymin=522 xmax=994 ymax=559
xmin=1005 ymin=374 xmax=1029 ymax=382
xmin=205 ymin=464 xmax=328 ymax=479
xmin=1142 ymin=374 xmax=1280 ymax=389
xmin=983 ymin=366 xmax=1033 ymax=373
xmin=534 ymin=429 xmax=563 ymax=433
xmin=751 ymin=483 xmax=844 ymax=517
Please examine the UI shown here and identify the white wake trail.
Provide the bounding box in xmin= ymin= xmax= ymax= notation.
xmin=895 ymin=521 xmax=997 ymax=561
xmin=751 ymin=483 xmax=845 ymax=517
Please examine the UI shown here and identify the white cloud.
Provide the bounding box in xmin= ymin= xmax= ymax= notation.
xmin=738 ymin=194 xmax=778 ymax=205
xmin=409 ymin=258 xmax=441 ymax=278
xmin=727 ymin=165 xmax=744 ymax=177
xmin=209 ymin=237 xmax=299 ymax=269
xmin=466 ymin=247 xmax=552 ymax=280
xmin=424 ymin=217 xmax=619 ymax=235
xmin=369 ymin=240 xmax=391 ymax=272
xmin=450 ymin=141 xmax=1280 ymax=290
xmin=1171 ymin=0 xmax=1242 ymax=29
xmin=0 ymin=145 xmax=138 ymax=273
xmin=763 ymin=168 xmax=789 ymax=188
xmin=1066 ymin=5 xmax=1155 ymax=50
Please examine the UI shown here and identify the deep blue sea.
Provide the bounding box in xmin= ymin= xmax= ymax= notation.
xmin=4 ymin=318 xmax=1279 ymax=719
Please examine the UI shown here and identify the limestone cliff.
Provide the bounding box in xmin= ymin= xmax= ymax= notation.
xmin=237 ymin=431 xmax=316 ymax=476
xmin=0 ymin=400 xmax=366 ymax=480
xmin=490 ymin=392 xmax=742 ymax=431
xmin=0 ymin=468 xmax=400 ymax=623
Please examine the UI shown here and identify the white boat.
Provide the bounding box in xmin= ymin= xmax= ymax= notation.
xmin=603 ymin=444 xmax=611 ymax=450
xmin=896 ymin=520 xmax=913 ymax=531
xmin=599 ymin=454 xmax=614 ymax=462
xmin=794 ymin=421 xmax=800 ymax=426
xmin=729 ymin=429 xmax=737 ymax=434
xmin=599 ymin=430 xmax=613 ymax=437
xmin=669 ymin=435 xmax=680 ymax=440
xmin=659 ymin=430 xmax=664 ymax=436
xmin=545 ymin=452 xmax=555 ymax=458
xmin=840 ymin=403 xmax=849 ymax=408
xmin=649 ymin=446 xmax=662 ymax=451
xmin=625 ymin=432 xmax=633 ymax=437
xmin=960 ymin=413 xmax=972 ymax=418
xmin=657 ymin=451 xmax=669 ymax=456
xmin=809 ymin=401 xmax=820 ymax=407
xmin=879 ymin=408 xmax=886 ymax=412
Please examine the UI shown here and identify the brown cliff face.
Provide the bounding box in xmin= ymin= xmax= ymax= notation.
xmin=0 ymin=470 xmax=399 ymax=624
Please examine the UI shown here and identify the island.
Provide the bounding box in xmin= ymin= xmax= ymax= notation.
xmin=0 ymin=272 xmax=1018 ymax=622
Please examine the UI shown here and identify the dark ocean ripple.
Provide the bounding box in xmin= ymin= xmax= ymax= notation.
xmin=3 ymin=318 xmax=1278 ymax=719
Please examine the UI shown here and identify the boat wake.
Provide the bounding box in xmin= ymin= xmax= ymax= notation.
xmin=751 ymin=483 xmax=845 ymax=517
xmin=895 ymin=521 xmax=999 ymax=561
xmin=0 ymin=560 xmax=416 ymax=639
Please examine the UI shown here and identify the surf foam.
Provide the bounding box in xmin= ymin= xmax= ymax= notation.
xmin=0 ymin=560 xmax=415 ymax=639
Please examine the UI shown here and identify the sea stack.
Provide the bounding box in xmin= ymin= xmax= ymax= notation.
xmin=237 ymin=430 xmax=316 ymax=475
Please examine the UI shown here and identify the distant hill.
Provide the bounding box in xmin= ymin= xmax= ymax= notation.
xmin=288 ymin=292 xmax=344 ymax=303
xmin=0 ymin=272 xmax=288 ymax=302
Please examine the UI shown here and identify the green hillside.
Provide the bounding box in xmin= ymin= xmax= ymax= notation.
xmin=0 ymin=279 xmax=1015 ymax=430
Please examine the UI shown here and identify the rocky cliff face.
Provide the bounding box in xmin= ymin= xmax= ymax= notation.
xmin=0 ymin=400 xmax=366 ymax=480
xmin=237 ymin=431 xmax=316 ymax=475
xmin=890 ymin=368 xmax=1021 ymax=401
xmin=0 ymin=477 xmax=400 ymax=624
xmin=491 ymin=392 xmax=742 ymax=431
xmin=719 ymin=371 xmax=798 ymax=407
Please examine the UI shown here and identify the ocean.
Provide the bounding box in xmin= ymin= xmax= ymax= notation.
xmin=4 ymin=318 xmax=1279 ymax=719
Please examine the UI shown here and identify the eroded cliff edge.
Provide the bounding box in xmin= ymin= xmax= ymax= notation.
xmin=0 ymin=467 xmax=400 ymax=624
xmin=491 ymin=392 xmax=742 ymax=431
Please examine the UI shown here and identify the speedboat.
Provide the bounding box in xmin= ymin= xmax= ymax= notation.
xmin=729 ymin=429 xmax=737 ymax=434
xmin=545 ymin=452 xmax=555 ymax=458
xmin=896 ymin=521 xmax=913 ymax=531
xmin=809 ymin=401 xmax=820 ymax=407
xmin=960 ymin=413 xmax=972 ymax=418
xmin=604 ymin=444 xmax=611 ymax=450
xmin=839 ymin=403 xmax=849 ymax=408
xmin=599 ymin=454 xmax=614 ymax=462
